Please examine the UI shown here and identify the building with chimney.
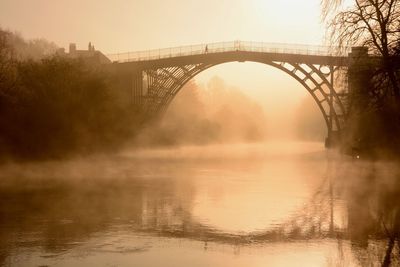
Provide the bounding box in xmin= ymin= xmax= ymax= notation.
xmin=57 ymin=42 xmax=111 ymax=64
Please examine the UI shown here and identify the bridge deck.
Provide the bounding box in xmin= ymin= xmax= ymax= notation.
xmin=107 ymin=40 xmax=350 ymax=67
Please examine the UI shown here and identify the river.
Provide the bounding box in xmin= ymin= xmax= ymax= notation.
xmin=0 ymin=142 xmax=399 ymax=266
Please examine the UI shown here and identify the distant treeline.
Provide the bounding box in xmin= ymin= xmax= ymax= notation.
xmin=135 ymin=78 xmax=268 ymax=146
xmin=0 ymin=29 xmax=140 ymax=160
xmin=134 ymin=77 xmax=328 ymax=146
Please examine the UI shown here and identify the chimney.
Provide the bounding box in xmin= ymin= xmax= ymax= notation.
xmin=69 ymin=43 xmax=76 ymax=54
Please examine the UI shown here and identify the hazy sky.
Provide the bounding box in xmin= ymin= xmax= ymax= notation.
xmin=0 ymin=0 xmax=325 ymax=52
xmin=0 ymin=0 xmax=328 ymax=136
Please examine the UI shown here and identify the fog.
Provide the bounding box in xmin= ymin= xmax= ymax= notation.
xmin=0 ymin=141 xmax=399 ymax=266
xmin=134 ymin=78 xmax=266 ymax=146
xmin=1 ymin=0 xmax=400 ymax=265
xmin=134 ymin=74 xmax=325 ymax=147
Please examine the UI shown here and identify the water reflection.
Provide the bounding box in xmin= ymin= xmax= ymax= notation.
xmin=339 ymin=160 xmax=400 ymax=266
xmin=0 ymin=143 xmax=399 ymax=266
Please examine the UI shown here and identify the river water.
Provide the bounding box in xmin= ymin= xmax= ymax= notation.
xmin=0 ymin=142 xmax=399 ymax=267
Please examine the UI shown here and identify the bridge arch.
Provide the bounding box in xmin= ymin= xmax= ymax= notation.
xmin=143 ymin=59 xmax=346 ymax=136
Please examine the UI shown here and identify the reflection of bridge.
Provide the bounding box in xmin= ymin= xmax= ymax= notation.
xmin=107 ymin=41 xmax=369 ymax=146
xmin=139 ymin=166 xmax=342 ymax=245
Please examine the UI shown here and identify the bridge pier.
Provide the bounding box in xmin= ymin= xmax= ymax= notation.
xmin=339 ymin=47 xmax=371 ymax=152
xmin=325 ymin=131 xmax=341 ymax=148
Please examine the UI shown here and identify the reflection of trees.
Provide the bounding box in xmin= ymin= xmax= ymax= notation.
xmin=0 ymin=170 xmax=196 ymax=264
xmin=338 ymin=160 xmax=400 ymax=266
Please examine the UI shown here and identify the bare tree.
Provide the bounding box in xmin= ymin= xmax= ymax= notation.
xmin=322 ymin=0 xmax=400 ymax=98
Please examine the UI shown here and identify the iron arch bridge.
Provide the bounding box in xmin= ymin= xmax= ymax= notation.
xmin=108 ymin=41 xmax=352 ymax=145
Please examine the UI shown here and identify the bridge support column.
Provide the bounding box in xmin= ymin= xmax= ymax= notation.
xmin=325 ymin=65 xmax=342 ymax=149
xmin=340 ymin=47 xmax=371 ymax=151
xmin=131 ymin=70 xmax=144 ymax=106
xmin=325 ymin=131 xmax=341 ymax=148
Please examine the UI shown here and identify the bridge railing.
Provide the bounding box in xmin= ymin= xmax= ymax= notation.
xmin=107 ymin=41 xmax=347 ymax=63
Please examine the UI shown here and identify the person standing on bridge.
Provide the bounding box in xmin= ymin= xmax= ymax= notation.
xmin=205 ymin=45 xmax=208 ymax=54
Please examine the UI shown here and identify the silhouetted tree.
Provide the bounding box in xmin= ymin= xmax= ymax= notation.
xmin=322 ymin=0 xmax=400 ymax=155
xmin=323 ymin=0 xmax=400 ymax=96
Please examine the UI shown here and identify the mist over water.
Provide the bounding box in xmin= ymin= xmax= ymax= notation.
xmin=1 ymin=139 xmax=399 ymax=266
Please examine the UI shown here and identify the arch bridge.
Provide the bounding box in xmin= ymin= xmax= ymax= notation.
xmin=108 ymin=41 xmax=355 ymax=146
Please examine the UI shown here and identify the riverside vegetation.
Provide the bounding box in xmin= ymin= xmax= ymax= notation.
xmin=0 ymin=29 xmax=141 ymax=160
